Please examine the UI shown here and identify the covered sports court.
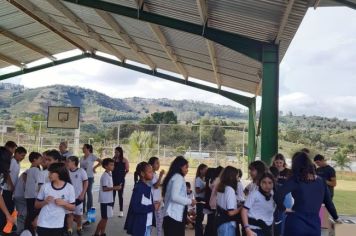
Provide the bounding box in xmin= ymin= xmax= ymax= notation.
xmin=0 ymin=0 xmax=355 ymax=164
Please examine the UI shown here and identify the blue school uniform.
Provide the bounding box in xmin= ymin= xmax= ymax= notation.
xmin=124 ymin=180 xmax=155 ymax=236
xmin=275 ymin=176 xmax=338 ymax=236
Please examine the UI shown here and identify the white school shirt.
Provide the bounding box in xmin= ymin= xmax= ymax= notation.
xmin=187 ymin=191 xmax=195 ymax=212
xmin=80 ymin=154 xmax=99 ymax=178
xmin=24 ymin=167 xmax=42 ymax=199
xmin=195 ymin=177 xmax=205 ymax=198
xmin=243 ymin=189 xmax=276 ymax=230
xmin=141 ymin=192 xmax=153 ymax=226
xmin=69 ymin=168 xmax=88 ymax=198
xmin=151 ymin=172 xmax=162 ymax=202
xmin=14 ymin=173 xmax=26 ymax=198
xmin=61 ymin=151 xmax=73 ymax=159
xmin=37 ymin=182 xmax=75 ymax=228
xmin=3 ymin=158 xmax=20 ymax=191
xmin=217 ymin=186 xmax=237 ymax=227
xmin=236 ymin=181 xmax=245 ymax=203
xmin=99 ymin=171 xmax=114 ymax=203
xmin=245 ymin=182 xmax=258 ymax=195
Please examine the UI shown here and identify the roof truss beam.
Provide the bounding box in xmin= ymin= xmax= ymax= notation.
xmin=95 ymin=9 xmax=155 ymax=69
xmin=196 ymin=0 xmax=221 ymax=89
xmin=62 ymin=0 xmax=265 ymax=62
xmin=134 ymin=0 xmax=188 ymax=79
xmin=0 ymin=53 xmax=23 ymax=68
xmin=275 ymin=0 xmax=296 ymax=44
xmin=47 ymin=0 xmax=125 ymax=61
xmin=0 ymin=27 xmax=56 ymax=61
xmin=9 ymin=0 xmax=93 ymax=52
xmin=333 ymin=0 xmax=356 ymax=10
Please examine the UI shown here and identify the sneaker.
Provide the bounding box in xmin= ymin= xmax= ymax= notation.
xmin=77 ymin=228 xmax=83 ymax=236
xmin=83 ymin=221 xmax=91 ymax=226
xmin=118 ymin=211 xmax=124 ymax=217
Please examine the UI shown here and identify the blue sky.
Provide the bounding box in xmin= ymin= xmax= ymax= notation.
xmin=3 ymin=7 xmax=356 ymax=120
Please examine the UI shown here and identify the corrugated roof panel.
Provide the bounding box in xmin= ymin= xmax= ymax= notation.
xmin=102 ymin=0 xmax=138 ymax=9
xmin=174 ymin=48 xmax=211 ymax=65
xmin=220 ymin=74 xmax=257 ymax=94
xmin=0 ymin=42 xmax=42 ymax=64
xmin=145 ymin=0 xmax=202 ymax=25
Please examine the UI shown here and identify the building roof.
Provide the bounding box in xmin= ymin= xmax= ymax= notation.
xmin=0 ymin=0 xmax=330 ymax=95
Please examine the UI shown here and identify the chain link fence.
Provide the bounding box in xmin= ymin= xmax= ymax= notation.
xmin=0 ymin=120 xmax=249 ymax=169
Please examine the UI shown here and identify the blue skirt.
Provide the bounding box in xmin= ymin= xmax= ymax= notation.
xmin=284 ymin=212 xmax=320 ymax=236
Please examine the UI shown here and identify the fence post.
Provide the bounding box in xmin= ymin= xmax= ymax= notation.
xmin=117 ymin=124 xmax=121 ymax=146
xmin=199 ymin=124 xmax=202 ymax=156
xmin=157 ymin=124 xmax=161 ymax=157
xmin=37 ymin=121 xmax=42 ymax=152
xmin=74 ymin=123 xmax=80 ymax=155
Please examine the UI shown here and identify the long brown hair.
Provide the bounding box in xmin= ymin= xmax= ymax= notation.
xmin=217 ymin=166 xmax=238 ymax=193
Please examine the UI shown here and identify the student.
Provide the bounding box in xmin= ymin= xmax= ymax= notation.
xmin=242 ymin=173 xmax=276 ymax=236
xmin=0 ymin=146 xmax=15 ymax=229
xmin=80 ymin=144 xmax=101 ymax=215
xmin=59 ymin=141 xmax=72 ymax=160
xmin=40 ymin=150 xmax=61 ymax=185
xmin=314 ymin=154 xmax=337 ymax=199
xmin=162 ymin=156 xmax=196 ymax=236
xmin=244 ymin=161 xmax=267 ymax=196
xmin=14 ymin=172 xmax=27 ymax=234
xmin=235 ymin=169 xmax=245 ymax=236
xmin=94 ymin=158 xmax=121 ymax=236
xmin=24 ymin=152 xmax=42 ymax=235
xmin=125 ymin=162 xmax=155 ymax=236
xmin=275 ymin=152 xmax=340 ymax=236
xmin=35 ymin=162 xmax=75 ymax=236
xmin=186 ymin=182 xmax=196 ymax=227
xmin=271 ymin=154 xmax=292 ymax=186
xmin=4 ymin=141 xmax=17 ymax=155
xmin=215 ymin=166 xmax=241 ymax=236
xmin=148 ymin=157 xmax=165 ymax=236
xmin=195 ymin=163 xmax=208 ymax=236
xmin=112 ymin=146 xmax=129 ymax=217
xmin=66 ymin=156 xmax=88 ymax=236
xmin=0 ymin=146 xmax=27 ymax=229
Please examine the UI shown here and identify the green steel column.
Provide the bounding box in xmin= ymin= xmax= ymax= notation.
xmin=248 ymin=98 xmax=256 ymax=163
xmin=261 ymin=44 xmax=279 ymax=164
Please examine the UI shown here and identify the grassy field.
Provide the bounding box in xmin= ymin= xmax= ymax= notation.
xmin=334 ymin=190 xmax=356 ymax=215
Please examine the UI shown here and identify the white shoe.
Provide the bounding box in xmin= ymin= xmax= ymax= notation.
xmin=119 ymin=211 xmax=124 ymax=217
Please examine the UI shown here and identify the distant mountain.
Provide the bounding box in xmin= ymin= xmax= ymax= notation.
xmin=0 ymin=83 xmax=247 ymax=122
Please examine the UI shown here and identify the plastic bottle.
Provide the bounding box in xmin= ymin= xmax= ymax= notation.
xmin=88 ymin=207 xmax=96 ymax=223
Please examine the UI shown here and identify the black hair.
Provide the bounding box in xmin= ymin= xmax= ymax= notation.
xmin=186 ymin=182 xmax=191 ymax=189
xmin=258 ymin=172 xmax=275 ymax=187
xmin=272 ymin=153 xmax=287 ymax=167
xmin=301 ymin=148 xmax=310 ymax=154
xmin=29 ymin=152 xmax=42 ymax=163
xmin=114 ymin=146 xmax=124 ymax=162
xmin=269 ymin=166 xmax=279 ymax=179
xmin=236 ymin=168 xmax=243 ymax=179
xmin=84 ymin=144 xmax=93 ymax=153
xmin=249 ymin=160 xmax=267 ymax=182
xmin=67 ymin=156 xmax=79 ymax=166
xmin=217 ymin=166 xmax=238 ymax=193
xmin=162 ymin=156 xmax=188 ymax=197
xmin=47 ymin=150 xmax=61 ymax=161
xmin=314 ymin=154 xmax=325 ymax=162
xmin=5 ymin=141 xmax=17 ymax=149
xmin=48 ymin=162 xmax=71 ymax=184
xmin=102 ymin=158 xmax=114 ymax=168
xmin=134 ymin=161 xmax=151 ymax=183
xmin=0 ymin=146 xmax=12 ymax=183
xmin=292 ymin=151 xmax=316 ymax=182
xmin=15 ymin=146 xmax=27 ymax=155
xmin=196 ymin=163 xmax=208 ymax=179
xmin=148 ymin=156 xmax=159 ymax=167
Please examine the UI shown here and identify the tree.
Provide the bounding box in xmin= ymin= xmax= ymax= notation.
xmin=333 ymin=150 xmax=352 ymax=172
xmin=142 ymin=111 xmax=178 ymax=124
xmin=129 ymin=131 xmax=156 ymax=161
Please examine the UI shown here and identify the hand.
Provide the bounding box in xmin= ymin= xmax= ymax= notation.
xmin=78 ymin=194 xmax=85 ymax=201
xmin=6 ymin=214 xmax=15 ymax=224
xmin=159 ymin=169 xmax=165 ymax=177
xmin=245 ymin=228 xmax=256 ymax=236
xmin=334 ymin=218 xmax=342 ymax=224
xmin=55 ymin=198 xmax=67 ymax=206
xmin=113 ymin=185 xmax=122 ymax=191
xmin=45 ymin=196 xmax=54 ymax=204
xmin=285 ymin=208 xmax=293 ymax=213
xmin=154 ymin=202 xmax=160 ymax=211
xmin=191 ymin=199 xmax=197 ymax=206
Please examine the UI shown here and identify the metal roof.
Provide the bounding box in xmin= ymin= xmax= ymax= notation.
xmin=0 ymin=0 xmax=325 ymax=95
